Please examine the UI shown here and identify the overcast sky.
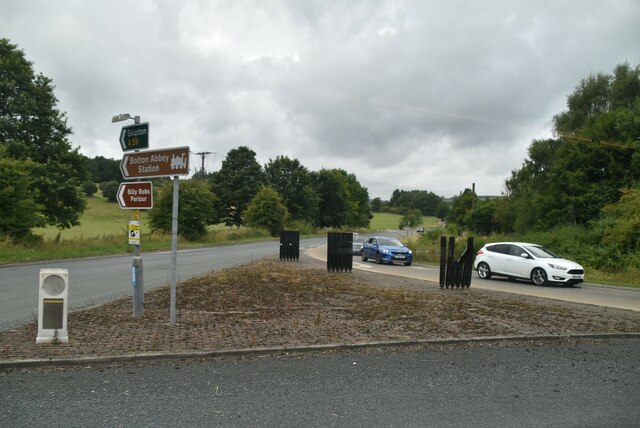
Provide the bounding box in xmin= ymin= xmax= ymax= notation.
xmin=3 ymin=0 xmax=639 ymax=199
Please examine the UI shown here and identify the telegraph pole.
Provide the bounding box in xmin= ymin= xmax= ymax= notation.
xmin=194 ymin=151 xmax=214 ymax=175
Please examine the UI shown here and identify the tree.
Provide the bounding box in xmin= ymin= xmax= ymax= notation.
xmin=507 ymin=62 xmax=640 ymax=231
xmin=399 ymin=208 xmax=423 ymax=230
xmin=0 ymin=38 xmax=88 ymax=231
xmin=434 ymin=201 xmax=450 ymax=221
xmin=101 ymin=181 xmax=119 ymax=202
xmin=0 ymin=152 xmax=44 ymax=238
xmin=148 ymin=179 xmax=216 ymax=240
xmin=264 ymin=155 xmax=318 ymax=223
xmin=86 ymin=156 xmax=121 ymax=183
xmin=370 ymin=197 xmax=382 ymax=212
xmin=210 ymin=146 xmax=265 ymax=227
xmin=311 ymin=168 xmax=371 ymax=229
xmin=447 ymin=188 xmax=477 ymax=228
xmin=82 ymin=180 xmax=98 ymax=197
xmin=389 ymin=189 xmax=442 ymax=216
xmin=312 ymin=169 xmax=349 ymax=228
xmin=243 ymin=186 xmax=289 ymax=236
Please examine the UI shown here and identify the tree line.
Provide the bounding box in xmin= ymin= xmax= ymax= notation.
xmin=0 ymin=38 xmax=371 ymax=241
xmin=148 ymin=147 xmax=372 ymax=239
xmin=446 ymin=62 xmax=639 ymax=272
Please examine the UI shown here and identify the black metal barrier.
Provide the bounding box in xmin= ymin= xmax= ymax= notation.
xmin=327 ymin=232 xmax=353 ymax=272
xmin=439 ymin=236 xmax=474 ymax=288
xmin=279 ymin=231 xmax=300 ymax=261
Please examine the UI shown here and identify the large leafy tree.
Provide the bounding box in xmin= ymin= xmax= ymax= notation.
xmin=210 ymin=146 xmax=265 ymax=227
xmin=506 ymin=62 xmax=640 ymax=231
xmin=243 ymin=186 xmax=289 ymax=236
xmin=264 ymin=155 xmax=318 ymax=223
xmin=0 ymin=38 xmax=88 ymax=233
xmin=312 ymin=168 xmax=371 ymax=228
xmin=389 ymin=189 xmax=443 ymax=216
xmin=148 ymin=179 xmax=217 ymax=240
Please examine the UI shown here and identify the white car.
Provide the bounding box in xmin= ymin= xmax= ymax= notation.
xmin=474 ymin=242 xmax=585 ymax=287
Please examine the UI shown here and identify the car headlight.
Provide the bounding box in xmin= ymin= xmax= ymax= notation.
xmin=548 ymin=263 xmax=567 ymax=271
xmin=408 ymin=250 xmax=413 ymax=255
xmin=382 ymin=248 xmax=389 ymax=253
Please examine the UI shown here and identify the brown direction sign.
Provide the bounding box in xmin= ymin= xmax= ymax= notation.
xmin=117 ymin=182 xmax=154 ymax=209
xmin=120 ymin=146 xmax=190 ymax=179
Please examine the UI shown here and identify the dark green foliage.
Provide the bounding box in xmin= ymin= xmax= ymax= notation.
xmin=507 ymin=64 xmax=639 ymax=231
xmin=312 ymin=168 xmax=371 ymax=229
xmin=370 ymin=197 xmax=382 ymax=212
xmin=264 ymin=155 xmax=318 ymax=223
xmin=101 ymin=181 xmax=119 ymax=202
xmin=0 ymin=38 xmax=88 ymax=232
xmin=210 ymin=146 xmax=265 ymax=227
xmin=149 ymin=179 xmax=217 ymax=240
xmin=0 ymin=154 xmax=44 ymax=237
xmin=447 ymin=188 xmax=477 ymax=227
xmin=243 ymin=186 xmax=289 ymax=236
xmin=312 ymin=169 xmax=349 ymax=228
xmin=83 ymin=180 xmax=98 ymax=197
xmin=434 ymin=200 xmax=450 ymax=220
xmin=389 ymin=189 xmax=443 ymax=216
xmin=86 ymin=156 xmax=121 ymax=183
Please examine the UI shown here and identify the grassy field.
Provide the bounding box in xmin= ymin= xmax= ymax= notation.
xmin=369 ymin=212 xmax=440 ymax=230
xmin=32 ymin=197 xmax=150 ymax=240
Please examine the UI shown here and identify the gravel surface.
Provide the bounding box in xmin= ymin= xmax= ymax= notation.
xmin=1 ymin=255 xmax=638 ymax=363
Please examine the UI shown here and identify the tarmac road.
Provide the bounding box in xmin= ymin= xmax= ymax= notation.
xmin=0 ymin=238 xmax=326 ymax=331
xmin=2 ymin=338 xmax=639 ymax=427
xmin=306 ymin=246 xmax=640 ymax=312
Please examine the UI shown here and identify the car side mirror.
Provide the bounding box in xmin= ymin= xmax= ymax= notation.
xmin=520 ymin=253 xmax=529 ymax=259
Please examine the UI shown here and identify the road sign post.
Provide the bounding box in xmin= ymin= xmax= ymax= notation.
xmin=120 ymin=123 xmax=149 ymax=151
xmin=113 ymin=113 xmax=150 ymax=317
xmin=117 ymin=182 xmax=154 ymax=209
xmin=120 ymin=146 xmax=190 ymax=179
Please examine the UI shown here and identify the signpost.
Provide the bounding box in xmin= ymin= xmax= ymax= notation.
xmin=120 ymin=123 xmax=149 ymax=151
xmin=117 ymin=182 xmax=153 ymax=209
xmin=128 ymin=221 xmax=141 ymax=245
xmin=120 ymin=146 xmax=190 ymax=179
xmin=114 ymin=111 xmax=190 ymax=325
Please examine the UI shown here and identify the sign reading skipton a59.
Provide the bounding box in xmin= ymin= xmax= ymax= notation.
xmin=120 ymin=146 xmax=190 ymax=179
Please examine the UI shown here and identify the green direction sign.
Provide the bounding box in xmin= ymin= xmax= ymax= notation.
xmin=119 ymin=123 xmax=149 ymax=151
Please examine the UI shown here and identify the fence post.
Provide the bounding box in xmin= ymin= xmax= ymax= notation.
xmin=440 ymin=236 xmax=474 ymax=289
xmin=280 ymin=231 xmax=300 ymax=261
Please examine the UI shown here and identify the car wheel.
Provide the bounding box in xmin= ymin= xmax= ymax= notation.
xmin=531 ymin=267 xmax=548 ymax=286
xmin=375 ymin=252 xmax=383 ymax=264
xmin=404 ymin=261 xmax=412 ymax=266
xmin=477 ymin=262 xmax=492 ymax=279
xmin=362 ymin=252 xmax=368 ymax=262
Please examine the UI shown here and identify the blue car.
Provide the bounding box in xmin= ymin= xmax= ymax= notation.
xmin=362 ymin=236 xmax=413 ymax=266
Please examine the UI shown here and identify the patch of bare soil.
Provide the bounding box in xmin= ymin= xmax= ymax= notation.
xmin=1 ymin=256 xmax=638 ymax=362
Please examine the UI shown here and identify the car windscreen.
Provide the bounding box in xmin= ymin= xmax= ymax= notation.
xmin=524 ymin=245 xmax=559 ymax=258
xmin=378 ymin=237 xmax=403 ymax=246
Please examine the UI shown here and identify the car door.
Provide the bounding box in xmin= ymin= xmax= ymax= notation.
xmin=364 ymin=238 xmax=378 ymax=258
xmin=505 ymin=244 xmax=532 ymax=278
xmin=484 ymin=244 xmax=509 ymax=275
